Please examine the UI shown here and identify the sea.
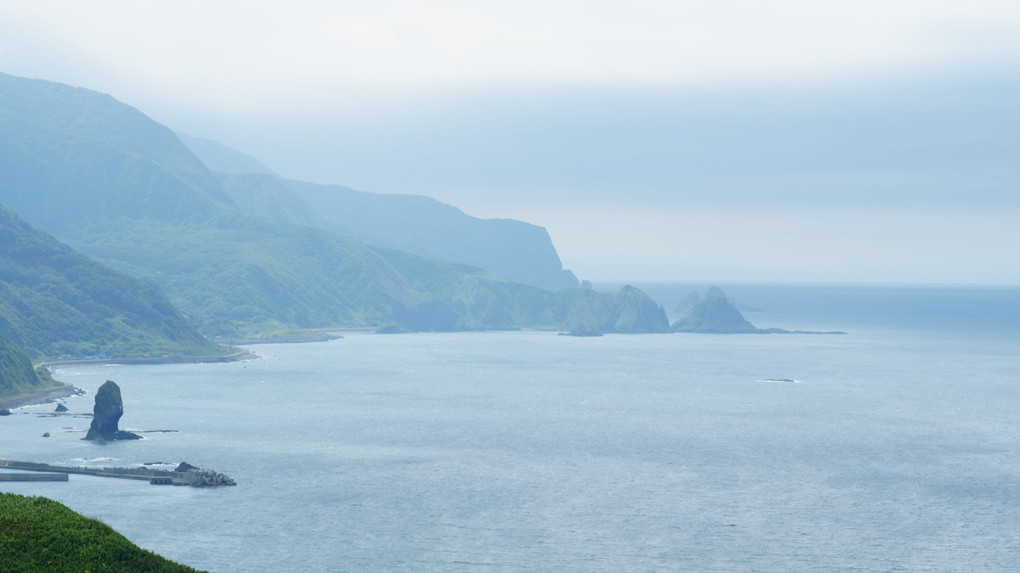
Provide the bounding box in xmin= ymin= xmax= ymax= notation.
xmin=2 ymin=284 xmax=1019 ymax=572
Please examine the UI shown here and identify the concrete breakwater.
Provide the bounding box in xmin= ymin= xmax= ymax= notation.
xmin=0 ymin=472 xmax=69 ymax=482
xmin=0 ymin=460 xmax=235 ymax=487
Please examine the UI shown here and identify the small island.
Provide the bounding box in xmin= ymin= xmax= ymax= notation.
xmin=672 ymin=287 xmax=846 ymax=335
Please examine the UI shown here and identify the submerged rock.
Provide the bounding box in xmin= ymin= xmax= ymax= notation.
xmin=54 ymin=403 xmax=69 ymax=413
xmin=84 ymin=380 xmax=141 ymax=442
xmin=560 ymin=326 xmax=604 ymax=337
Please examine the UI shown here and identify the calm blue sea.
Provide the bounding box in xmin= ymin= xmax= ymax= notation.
xmin=2 ymin=285 xmax=1019 ymax=572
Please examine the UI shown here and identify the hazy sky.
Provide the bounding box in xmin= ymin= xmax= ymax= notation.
xmin=2 ymin=1 xmax=1018 ymax=283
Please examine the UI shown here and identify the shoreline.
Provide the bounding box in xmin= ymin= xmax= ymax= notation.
xmin=37 ymin=348 xmax=255 ymax=370
xmin=1 ymin=350 xmax=256 ymax=410
xmin=0 ymin=385 xmax=82 ymax=411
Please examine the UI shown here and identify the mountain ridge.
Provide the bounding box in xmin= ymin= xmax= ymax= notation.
xmin=0 ymin=71 xmax=667 ymax=337
xmin=175 ymin=134 xmax=579 ymax=291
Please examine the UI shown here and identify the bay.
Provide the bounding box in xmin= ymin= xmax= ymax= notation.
xmin=3 ymin=286 xmax=1019 ymax=572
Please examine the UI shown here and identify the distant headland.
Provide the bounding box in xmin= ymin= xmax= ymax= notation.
xmin=671 ymin=287 xmax=846 ymax=335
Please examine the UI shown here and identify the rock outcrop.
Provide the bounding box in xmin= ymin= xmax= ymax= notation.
xmin=174 ymin=461 xmax=198 ymax=472
xmin=84 ymin=381 xmax=141 ymax=441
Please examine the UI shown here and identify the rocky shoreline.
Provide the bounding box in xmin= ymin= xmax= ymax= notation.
xmin=0 ymin=385 xmax=82 ymax=411
xmin=3 ymin=350 xmax=254 ymax=411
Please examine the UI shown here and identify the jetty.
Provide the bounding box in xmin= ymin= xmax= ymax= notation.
xmin=0 ymin=460 xmax=235 ymax=487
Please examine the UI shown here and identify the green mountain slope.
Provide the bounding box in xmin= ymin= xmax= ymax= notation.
xmin=0 ymin=493 xmax=204 ymax=572
xmin=0 ymin=205 xmax=225 ymax=359
xmin=0 ymin=72 xmax=666 ymax=336
xmin=0 ymin=75 xmax=234 ymax=236
xmin=0 ymin=336 xmax=61 ymax=398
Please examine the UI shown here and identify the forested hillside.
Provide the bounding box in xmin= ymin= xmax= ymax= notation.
xmin=0 ymin=205 xmax=224 ymax=359
xmin=0 ymin=336 xmax=61 ymax=398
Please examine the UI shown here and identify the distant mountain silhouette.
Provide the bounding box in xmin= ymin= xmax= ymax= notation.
xmin=178 ymin=135 xmax=578 ymax=291
xmin=0 ymin=72 xmax=664 ymax=337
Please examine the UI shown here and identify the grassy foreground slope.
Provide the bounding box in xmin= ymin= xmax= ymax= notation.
xmin=0 ymin=493 xmax=204 ymax=573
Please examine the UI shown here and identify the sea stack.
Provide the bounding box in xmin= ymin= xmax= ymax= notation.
xmin=84 ymin=380 xmax=141 ymax=441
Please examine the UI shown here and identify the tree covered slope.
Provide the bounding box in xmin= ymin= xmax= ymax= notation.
xmin=0 ymin=336 xmax=61 ymax=398
xmin=0 ymin=205 xmax=224 ymax=359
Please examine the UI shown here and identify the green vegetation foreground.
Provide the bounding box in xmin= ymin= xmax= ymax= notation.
xmin=0 ymin=493 xmax=204 ymax=572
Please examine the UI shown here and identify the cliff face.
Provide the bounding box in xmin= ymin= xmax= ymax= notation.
xmin=216 ymin=175 xmax=580 ymax=292
xmin=671 ymin=289 xmax=761 ymax=333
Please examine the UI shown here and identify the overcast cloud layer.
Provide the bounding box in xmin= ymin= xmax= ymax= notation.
xmin=2 ymin=1 xmax=1018 ymax=283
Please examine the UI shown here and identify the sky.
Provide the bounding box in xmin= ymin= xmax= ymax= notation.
xmin=1 ymin=1 xmax=1018 ymax=284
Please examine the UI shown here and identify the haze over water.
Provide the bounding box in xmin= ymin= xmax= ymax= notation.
xmin=3 ymin=286 xmax=1018 ymax=572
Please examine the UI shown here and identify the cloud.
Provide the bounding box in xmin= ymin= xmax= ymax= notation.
xmin=2 ymin=1 xmax=1018 ymax=284
xmin=536 ymin=203 xmax=1020 ymax=283
xmin=3 ymin=0 xmax=1020 ymax=114
xmin=177 ymin=75 xmax=1018 ymax=214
